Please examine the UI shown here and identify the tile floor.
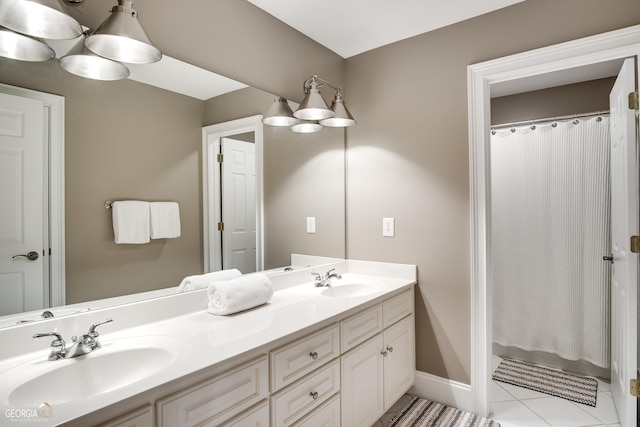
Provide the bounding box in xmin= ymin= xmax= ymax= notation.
xmin=490 ymin=356 xmax=620 ymax=427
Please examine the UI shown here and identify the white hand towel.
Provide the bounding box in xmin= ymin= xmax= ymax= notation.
xmin=112 ymin=201 xmax=150 ymax=244
xmin=150 ymin=202 xmax=181 ymax=239
xmin=176 ymin=269 xmax=242 ymax=293
xmin=207 ymin=273 xmax=274 ymax=316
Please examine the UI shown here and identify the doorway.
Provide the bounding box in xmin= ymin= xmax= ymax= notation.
xmin=202 ymin=115 xmax=264 ymax=274
xmin=468 ymin=25 xmax=640 ymax=424
xmin=0 ymin=83 xmax=65 ymax=315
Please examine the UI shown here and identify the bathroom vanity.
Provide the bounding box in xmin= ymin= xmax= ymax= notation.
xmin=0 ymin=260 xmax=416 ymax=426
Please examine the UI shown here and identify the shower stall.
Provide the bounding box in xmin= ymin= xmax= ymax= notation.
xmin=490 ymin=113 xmax=611 ymax=378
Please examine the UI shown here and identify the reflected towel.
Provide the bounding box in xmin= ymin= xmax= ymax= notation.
xmin=207 ymin=273 xmax=274 ymax=316
xmin=112 ymin=201 xmax=150 ymax=244
xmin=150 ymin=202 xmax=181 ymax=239
xmin=176 ymin=269 xmax=242 ymax=293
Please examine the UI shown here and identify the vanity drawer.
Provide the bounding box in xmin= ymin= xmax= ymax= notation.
xmin=383 ymin=289 xmax=414 ymax=328
xmin=220 ymin=401 xmax=269 ymax=427
xmin=292 ymin=393 xmax=341 ymax=427
xmin=271 ymin=324 xmax=340 ymax=391
xmin=98 ymin=405 xmax=153 ymax=427
xmin=340 ymin=305 xmax=383 ymax=352
xmin=157 ymin=356 xmax=268 ymax=427
xmin=271 ymin=359 xmax=340 ymax=426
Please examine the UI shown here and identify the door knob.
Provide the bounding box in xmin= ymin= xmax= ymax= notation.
xmin=12 ymin=251 xmax=39 ymax=261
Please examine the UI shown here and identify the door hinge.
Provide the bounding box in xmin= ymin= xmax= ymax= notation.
xmin=631 ymin=235 xmax=640 ymax=253
xmin=217 ymin=222 xmax=224 ymax=231
xmin=217 ymin=153 xmax=223 ymax=163
xmin=631 ymin=378 xmax=640 ymax=397
xmin=629 ymin=91 xmax=639 ymax=110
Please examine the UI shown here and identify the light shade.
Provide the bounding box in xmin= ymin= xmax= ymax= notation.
xmin=262 ymin=97 xmax=300 ymax=126
xmin=0 ymin=0 xmax=82 ymax=40
xmin=85 ymin=0 xmax=161 ymax=65
xmin=290 ymin=121 xmax=323 ymax=133
xmin=0 ymin=26 xmax=55 ymax=62
xmin=319 ymin=93 xmax=356 ymax=127
xmin=293 ymin=81 xmax=334 ymax=120
xmin=59 ymin=36 xmax=130 ymax=81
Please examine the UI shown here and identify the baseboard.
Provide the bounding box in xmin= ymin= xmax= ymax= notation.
xmin=408 ymin=370 xmax=472 ymax=412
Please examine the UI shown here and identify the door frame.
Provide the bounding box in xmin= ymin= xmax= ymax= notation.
xmin=202 ymin=115 xmax=264 ymax=273
xmin=0 ymin=83 xmax=65 ymax=308
xmin=467 ymin=25 xmax=640 ymax=416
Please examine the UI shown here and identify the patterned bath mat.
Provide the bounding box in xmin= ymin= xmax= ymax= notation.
xmin=492 ymin=358 xmax=598 ymax=407
xmin=386 ymin=396 xmax=500 ymax=427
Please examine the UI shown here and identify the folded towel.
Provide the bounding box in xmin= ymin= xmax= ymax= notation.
xmin=207 ymin=273 xmax=274 ymax=316
xmin=176 ymin=269 xmax=242 ymax=293
xmin=150 ymin=202 xmax=181 ymax=239
xmin=112 ymin=201 xmax=150 ymax=244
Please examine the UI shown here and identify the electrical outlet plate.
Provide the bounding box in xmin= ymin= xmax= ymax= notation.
xmin=306 ymin=217 xmax=316 ymax=233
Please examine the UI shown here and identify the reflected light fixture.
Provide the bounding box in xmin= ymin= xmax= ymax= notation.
xmin=85 ymin=0 xmax=161 ymax=65
xmin=59 ymin=31 xmax=130 ymax=81
xmin=262 ymin=96 xmax=300 ymax=126
xmin=263 ymin=75 xmax=356 ymax=134
xmin=0 ymin=0 xmax=82 ymax=40
xmin=0 ymin=26 xmax=55 ymax=62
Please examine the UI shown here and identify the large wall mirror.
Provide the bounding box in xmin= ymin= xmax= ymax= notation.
xmin=0 ymin=53 xmax=345 ymax=326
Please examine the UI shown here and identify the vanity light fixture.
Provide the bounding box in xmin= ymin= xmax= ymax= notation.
xmin=0 ymin=26 xmax=55 ymax=62
xmin=263 ymin=75 xmax=356 ymax=134
xmin=85 ymin=0 xmax=161 ymax=65
xmin=59 ymin=31 xmax=130 ymax=81
xmin=262 ymin=96 xmax=301 ymax=126
xmin=0 ymin=0 xmax=82 ymax=40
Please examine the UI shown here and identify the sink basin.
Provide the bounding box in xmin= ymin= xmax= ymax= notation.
xmin=4 ymin=337 xmax=185 ymax=406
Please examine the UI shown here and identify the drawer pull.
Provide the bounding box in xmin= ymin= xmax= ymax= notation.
xmin=309 ymin=351 xmax=318 ymax=360
xmin=387 ymin=345 xmax=394 ymax=353
xmin=310 ymin=391 xmax=319 ymax=400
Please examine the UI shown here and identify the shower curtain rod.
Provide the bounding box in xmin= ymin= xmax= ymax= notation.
xmin=491 ymin=110 xmax=610 ymax=131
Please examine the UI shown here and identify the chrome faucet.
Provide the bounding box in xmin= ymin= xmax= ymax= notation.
xmin=33 ymin=318 xmax=113 ymax=361
xmin=312 ymin=268 xmax=342 ymax=287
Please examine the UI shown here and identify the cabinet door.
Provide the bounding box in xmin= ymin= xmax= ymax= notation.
xmin=383 ymin=315 xmax=415 ymax=410
xmin=341 ymin=334 xmax=384 ymax=427
xmin=220 ymin=401 xmax=269 ymax=427
xmin=98 ymin=405 xmax=153 ymax=427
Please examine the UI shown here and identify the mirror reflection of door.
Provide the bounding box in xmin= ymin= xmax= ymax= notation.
xmin=0 ymin=92 xmax=46 ymax=315
xmin=220 ymin=137 xmax=257 ymax=274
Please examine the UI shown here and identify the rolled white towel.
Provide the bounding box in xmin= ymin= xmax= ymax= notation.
xmin=176 ymin=269 xmax=242 ymax=293
xmin=207 ymin=273 xmax=274 ymax=316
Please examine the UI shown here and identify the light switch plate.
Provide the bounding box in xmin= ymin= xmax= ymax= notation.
xmin=306 ymin=217 xmax=316 ymax=233
xmin=383 ymin=217 xmax=395 ymax=237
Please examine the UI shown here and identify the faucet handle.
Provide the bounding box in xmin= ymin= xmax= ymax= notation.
xmin=325 ymin=268 xmax=336 ymax=277
xmin=88 ymin=318 xmax=113 ymax=338
xmin=311 ymin=272 xmax=321 ymax=280
xmin=33 ymin=332 xmax=66 ymax=360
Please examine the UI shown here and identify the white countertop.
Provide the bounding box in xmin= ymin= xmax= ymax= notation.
xmin=0 ymin=260 xmax=416 ymax=426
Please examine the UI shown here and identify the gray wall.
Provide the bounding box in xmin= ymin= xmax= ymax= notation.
xmin=344 ymin=0 xmax=640 ymax=383
xmin=492 ymin=78 xmax=615 ymax=125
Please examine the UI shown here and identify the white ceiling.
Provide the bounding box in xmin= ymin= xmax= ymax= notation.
xmin=247 ymin=0 xmax=526 ymax=58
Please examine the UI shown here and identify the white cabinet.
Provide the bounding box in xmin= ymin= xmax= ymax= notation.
xmin=341 ymin=334 xmax=385 ymax=426
xmin=383 ymin=315 xmax=415 ymax=407
xmin=341 ymin=289 xmax=415 ymax=426
xmin=221 ymin=401 xmax=269 ymax=427
xmin=156 ymin=356 xmax=269 ymax=427
xmin=293 ymin=393 xmax=341 ymax=427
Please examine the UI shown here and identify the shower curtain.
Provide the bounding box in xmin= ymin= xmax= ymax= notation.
xmin=491 ymin=116 xmax=611 ymax=369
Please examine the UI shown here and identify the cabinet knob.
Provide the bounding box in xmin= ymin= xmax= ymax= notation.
xmin=381 ymin=350 xmax=388 ymax=357
xmin=387 ymin=346 xmax=394 ymax=353
xmin=309 ymin=351 xmax=318 ymax=360
xmin=310 ymin=391 xmax=319 ymax=400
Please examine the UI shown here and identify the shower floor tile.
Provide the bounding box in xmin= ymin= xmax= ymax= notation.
xmin=491 ymin=356 xmax=620 ymax=427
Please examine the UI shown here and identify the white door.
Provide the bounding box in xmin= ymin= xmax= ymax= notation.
xmin=0 ymin=92 xmax=46 ymax=316
xmin=609 ymin=57 xmax=638 ymax=426
xmin=221 ymin=137 xmax=257 ymax=273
